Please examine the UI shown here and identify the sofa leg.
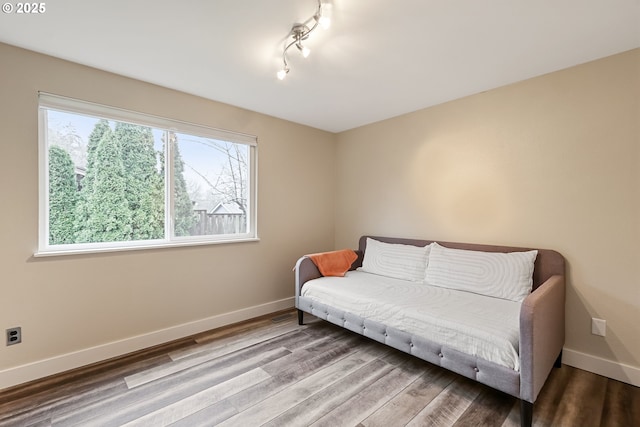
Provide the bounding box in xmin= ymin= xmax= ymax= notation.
xmin=520 ymin=400 xmax=533 ymax=427
xmin=297 ymin=309 xmax=304 ymax=325
xmin=554 ymin=350 xmax=563 ymax=368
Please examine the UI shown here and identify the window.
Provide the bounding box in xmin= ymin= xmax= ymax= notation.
xmin=38 ymin=93 xmax=257 ymax=255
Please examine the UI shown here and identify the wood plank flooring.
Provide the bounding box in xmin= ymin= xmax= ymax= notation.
xmin=0 ymin=310 xmax=638 ymax=427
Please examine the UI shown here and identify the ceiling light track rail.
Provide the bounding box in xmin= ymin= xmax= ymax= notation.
xmin=277 ymin=0 xmax=332 ymax=80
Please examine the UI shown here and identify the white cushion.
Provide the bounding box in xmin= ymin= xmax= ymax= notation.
xmin=425 ymin=242 xmax=537 ymax=301
xmin=359 ymin=238 xmax=431 ymax=282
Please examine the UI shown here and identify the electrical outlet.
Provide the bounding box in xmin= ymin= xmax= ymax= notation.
xmin=591 ymin=318 xmax=606 ymax=337
xmin=6 ymin=327 xmax=22 ymax=346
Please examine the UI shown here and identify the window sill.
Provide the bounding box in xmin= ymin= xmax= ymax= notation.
xmin=34 ymin=237 xmax=260 ymax=258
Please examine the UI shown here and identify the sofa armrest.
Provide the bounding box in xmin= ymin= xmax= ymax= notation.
xmin=294 ymin=256 xmax=322 ymax=299
xmin=519 ymin=274 xmax=565 ymax=402
xmin=294 ymin=250 xmax=364 ymax=304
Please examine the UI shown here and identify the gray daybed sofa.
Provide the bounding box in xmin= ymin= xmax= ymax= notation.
xmin=294 ymin=236 xmax=565 ymax=427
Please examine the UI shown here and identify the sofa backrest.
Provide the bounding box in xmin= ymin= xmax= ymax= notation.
xmin=358 ymin=236 xmax=565 ymax=291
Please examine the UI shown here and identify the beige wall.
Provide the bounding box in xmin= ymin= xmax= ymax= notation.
xmin=335 ymin=49 xmax=640 ymax=373
xmin=0 ymin=43 xmax=336 ymax=380
xmin=1 ymin=41 xmax=638 ymax=388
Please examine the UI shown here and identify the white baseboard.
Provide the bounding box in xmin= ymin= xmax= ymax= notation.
xmin=0 ymin=297 xmax=295 ymax=391
xmin=562 ymin=347 xmax=640 ymax=387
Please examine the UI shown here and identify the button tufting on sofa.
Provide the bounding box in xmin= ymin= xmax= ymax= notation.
xmin=439 ymin=352 xmax=443 ymax=358
xmin=474 ymin=367 xmax=479 ymax=372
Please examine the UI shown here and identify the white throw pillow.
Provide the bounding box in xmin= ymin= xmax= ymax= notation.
xmin=425 ymin=242 xmax=537 ymax=301
xmin=360 ymin=238 xmax=431 ymax=282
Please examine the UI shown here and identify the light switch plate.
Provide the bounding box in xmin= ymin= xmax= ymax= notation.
xmin=591 ymin=318 xmax=606 ymax=337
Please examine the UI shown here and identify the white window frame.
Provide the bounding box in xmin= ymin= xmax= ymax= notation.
xmin=37 ymin=93 xmax=258 ymax=257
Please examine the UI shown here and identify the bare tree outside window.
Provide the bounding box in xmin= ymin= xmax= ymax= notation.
xmin=175 ymin=132 xmax=249 ymax=237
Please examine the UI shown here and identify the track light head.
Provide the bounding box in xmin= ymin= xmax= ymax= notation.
xmin=297 ymin=43 xmax=311 ymax=58
xmin=277 ymin=68 xmax=289 ymax=80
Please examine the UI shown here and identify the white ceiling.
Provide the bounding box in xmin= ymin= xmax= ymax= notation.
xmin=0 ymin=0 xmax=638 ymax=133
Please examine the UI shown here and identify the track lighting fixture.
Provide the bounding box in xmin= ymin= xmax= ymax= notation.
xmin=277 ymin=0 xmax=331 ymax=80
